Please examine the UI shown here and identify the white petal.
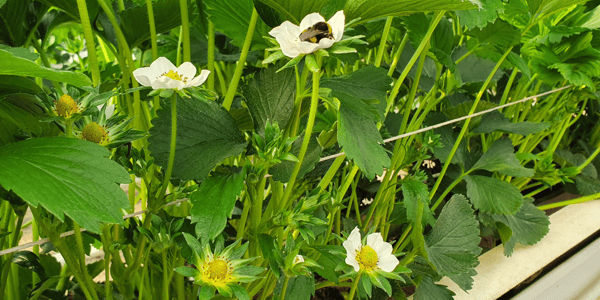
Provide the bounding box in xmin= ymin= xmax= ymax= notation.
xmin=166 ymin=80 xmax=185 ymax=90
xmin=317 ymin=38 xmax=335 ymax=50
xmin=269 ymin=21 xmax=301 ymax=39
xmin=132 ymin=67 xmax=155 ymax=86
xmin=177 ymin=62 xmax=197 ymax=81
xmin=367 ymin=232 xmax=393 ymax=257
xmin=327 ymin=10 xmax=345 ymax=42
xmin=345 ymin=255 xmax=360 ymax=272
xmin=152 ymin=77 xmax=184 ymax=90
xmin=270 ymin=21 xmax=303 ymax=58
xmin=377 ymin=253 xmax=399 ymax=272
xmin=300 ymin=12 xmax=326 ymax=31
xmin=296 ymin=41 xmax=321 ymax=54
xmin=343 ymin=227 xmax=363 ymax=257
xmin=150 ymin=56 xmax=177 ymax=73
xmin=185 ymin=69 xmax=210 ymax=87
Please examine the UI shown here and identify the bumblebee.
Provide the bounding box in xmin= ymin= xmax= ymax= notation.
xmin=299 ymin=22 xmax=334 ymax=43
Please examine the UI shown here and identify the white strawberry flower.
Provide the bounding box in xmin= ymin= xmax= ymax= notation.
xmin=343 ymin=227 xmax=399 ymax=273
xmin=133 ymin=57 xmax=210 ymax=90
xmin=269 ymin=10 xmax=345 ymax=58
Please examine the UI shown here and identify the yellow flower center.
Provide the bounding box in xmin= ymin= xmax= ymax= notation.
xmin=207 ymin=259 xmax=229 ymax=281
xmin=356 ymin=245 xmax=378 ymax=272
xmin=55 ymin=94 xmax=79 ymax=118
xmin=82 ymin=122 xmax=107 ymax=144
xmin=161 ymin=70 xmax=189 ymax=83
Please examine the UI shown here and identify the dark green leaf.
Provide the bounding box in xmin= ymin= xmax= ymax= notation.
xmin=466 ymin=18 xmax=521 ymax=49
xmin=282 ymin=275 xmax=315 ymax=300
xmin=413 ymin=276 xmax=455 ymax=300
xmin=575 ymin=175 xmax=600 ymax=196
xmin=258 ymin=234 xmax=284 ymax=278
xmin=321 ymin=67 xmax=392 ymax=179
xmin=242 ymin=64 xmax=295 ymax=134
xmin=507 ymin=51 xmax=532 ymax=78
xmin=204 ymin=0 xmax=270 ymax=50
xmin=270 ymin=132 xmax=322 ymax=182
xmin=470 ymin=138 xmax=534 ymax=177
xmin=0 ymin=49 xmax=92 ymax=87
xmin=433 ymin=126 xmax=467 ymax=166
xmin=452 ymin=46 xmax=505 ymax=83
xmin=12 ymin=251 xmax=46 ymax=280
xmin=345 ymin=0 xmax=480 ymax=25
xmin=148 ymin=96 xmax=247 ymax=181
xmin=0 ymin=0 xmax=33 ymax=46
xmin=119 ymin=0 xmax=192 ymax=49
xmin=555 ymin=149 xmax=597 ymax=178
xmin=0 ymin=137 xmax=130 ymax=233
xmin=491 ymin=199 xmax=550 ymax=256
xmin=254 ymin=0 xmax=328 ymax=24
xmin=191 ymin=170 xmax=245 ymax=240
xmin=425 ymin=195 xmax=481 ymax=276
xmin=312 ymin=245 xmax=343 ymax=282
xmin=447 ymin=269 xmax=477 ymax=292
xmin=402 ymin=179 xmax=435 ymax=226
xmin=464 ymin=175 xmax=523 ymax=215
xmin=472 ymin=111 xmax=550 ymax=135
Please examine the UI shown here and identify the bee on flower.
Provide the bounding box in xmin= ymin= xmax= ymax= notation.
xmin=269 ymin=10 xmax=345 ymax=58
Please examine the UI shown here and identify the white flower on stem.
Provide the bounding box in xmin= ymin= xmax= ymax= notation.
xmin=133 ymin=57 xmax=210 ymax=90
xmin=343 ymin=227 xmax=399 ymax=273
xmin=293 ymin=255 xmax=305 ymax=264
xmin=269 ymin=10 xmax=345 ymax=58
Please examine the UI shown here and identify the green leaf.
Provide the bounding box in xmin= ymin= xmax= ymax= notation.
xmin=456 ymin=0 xmax=504 ymax=29
xmin=258 ymin=234 xmax=284 ymax=278
xmin=344 ymin=0 xmax=480 ymax=25
xmin=242 ymin=64 xmax=295 ymax=134
xmin=425 ymin=195 xmax=481 ymax=276
xmin=231 ymin=284 xmax=251 ymax=300
xmin=0 ymin=49 xmax=92 ymax=87
xmin=311 ymin=245 xmax=343 ymax=283
xmin=270 ymin=132 xmax=322 ymax=182
xmin=472 ymin=111 xmax=550 ymax=135
xmin=0 ymin=137 xmax=130 ymax=233
xmin=470 ymin=138 xmax=534 ymax=177
xmin=555 ymin=149 xmax=597 ymax=178
xmin=491 ymin=199 xmax=550 ymax=256
xmin=452 ymin=46 xmax=505 ymax=84
xmin=282 ymin=275 xmax=315 ymax=300
xmin=466 ymin=18 xmax=521 ymax=49
xmin=191 ymin=169 xmax=245 ymax=240
xmin=464 ymin=175 xmax=523 ymax=215
xmin=174 ymin=266 xmax=200 ymax=277
xmin=0 ymin=45 xmax=39 ymax=61
xmin=254 ymin=0 xmax=328 ymax=24
xmin=204 ymin=0 xmax=270 ymax=50
xmin=321 ymin=67 xmax=392 ymax=179
xmin=402 ymin=179 xmax=435 ymax=226
xmin=148 ymin=96 xmax=247 ymax=181
xmin=575 ymin=175 xmax=600 ymax=196
xmin=0 ymin=0 xmax=33 ymax=46
xmin=118 ymin=0 xmax=192 ymax=49
xmin=12 ymin=251 xmax=46 ymax=280
xmin=447 ymin=269 xmax=477 ymax=292
xmin=507 ymin=51 xmax=532 ymax=78
xmin=413 ymin=276 xmax=455 ymax=300
xmin=0 ymin=75 xmax=43 ymax=96
xmin=433 ymin=125 xmax=467 ymax=166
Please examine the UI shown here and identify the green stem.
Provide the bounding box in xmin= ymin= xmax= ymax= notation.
xmin=236 ymin=194 xmax=251 ymax=241
xmin=31 ymin=39 xmax=62 ymax=90
xmin=156 ymin=93 xmax=178 ymax=202
xmin=222 ymin=8 xmax=259 ymax=110
xmin=73 ymin=222 xmax=100 ymax=300
xmin=280 ymin=56 xmax=322 ymax=207
xmin=429 ymin=47 xmax=513 ymax=199
xmin=387 ymin=32 xmax=409 ymax=77
xmin=578 ymin=145 xmax=600 ymax=173
xmin=374 ymin=16 xmax=393 ymax=67
xmin=101 ymin=226 xmax=113 ymax=300
xmin=76 ymin=0 xmax=101 ymax=86
xmin=175 ymin=255 xmax=185 ymax=300
xmin=387 ymin=11 xmax=444 ymax=109
xmin=207 ymin=22 xmax=215 ymax=91
xmin=317 ymin=156 xmax=346 ymax=192
xmin=162 ymin=251 xmax=169 ymax=300
xmin=145 ymin=0 xmax=160 ymax=112
xmin=251 ymin=167 xmax=269 ymax=254
xmin=179 ymin=0 xmax=190 ymax=62
xmin=538 ymin=192 xmax=600 ymax=210
xmin=0 ymin=213 xmax=23 ymax=300
xmin=347 ymin=272 xmax=362 ymax=300
xmin=280 ymin=275 xmax=290 ymax=299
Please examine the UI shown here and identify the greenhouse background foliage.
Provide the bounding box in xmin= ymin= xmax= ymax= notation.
xmin=1 ymin=0 xmax=600 ymax=299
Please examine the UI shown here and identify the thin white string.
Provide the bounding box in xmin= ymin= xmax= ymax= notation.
xmin=0 ymin=85 xmax=572 ymax=257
